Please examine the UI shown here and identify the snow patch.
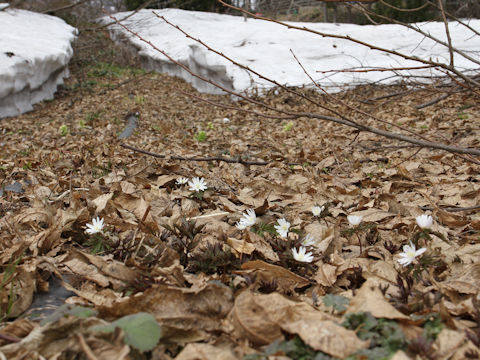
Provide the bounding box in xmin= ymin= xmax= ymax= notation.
xmin=100 ymin=8 xmax=480 ymax=95
xmin=0 ymin=8 xmax=77 ymax=118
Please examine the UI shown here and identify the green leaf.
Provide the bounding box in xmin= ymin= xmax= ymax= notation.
xmin=195 ymin=131 xmax=207 ymax=142
xmin=90 ymin=312 xmax=162 ymax=352
xmin=322 ymin=294 xmax=350 ymax=312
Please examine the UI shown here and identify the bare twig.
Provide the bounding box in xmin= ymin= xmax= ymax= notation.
xmin=173 ymin=88 xmax=294 ymax=120
xmin=290 ymin=49 xmax=449 ymax=144
xmin=121 ymin=143 xmax=389 ymax=167
xmin=426 ymin=0 xmax=480 ymax=38
xmin=378 ymin=0 xmax=430 ymax=12
xmin=355 ymin=2 xmax=480 ymax=71
xmin=361 ymin=88 xmax=419 ymax=103
xmin=108 ymin=8 xmax=480 ymax=158
xmin=318 ymin=65 xmax=436 ymax=74
xmin=218 ymin=0 xmax=480 ymax=87
xmin=159 ymin=11 xmax=479 ymax=157
xmin=120 ymin=143 xmax=271 ymax=165
xmin=391 ymin=147 xmax=423 ymax=168
xmin=419 ymin=205 xmax=480 ymax=212
xmin=415 ymin=92 xmax=451 ymax=109
xmin=437 ymin=0 xmax=454 ymax=69
xmin=155 ymin=13 xmax=357 ymax=126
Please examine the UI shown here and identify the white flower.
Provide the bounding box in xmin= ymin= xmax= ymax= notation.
xmin=236 ymin=209 xmax=256 ymax=230
xmin=274 ymin=218 xmax=290 ymax=238
xmin=397 ymin=241 xmax=427 ymax=267
xmin=292 ymin=246 xmax=314 ymax=263
xmin=311 ymin=205 xmax=324 ymax=217
xmin=188 ymin=177 xmax=208 ymax=192
xmin=347 ymin=215 xmax=363 ymax=226
xmin=416 ymin=214 xmax=433 ymax=229
xmin=222 ymin=117 xmax=230 ymax=123
xmin=176 ymin=177 xmax=188 ymax=185
xmin=85 ymin=217 xmax=104 ymax=235
xmin=235 ymin=220 xmax=247 ymax=230
xmin=302 ymin=233 xmax=316 ymax=247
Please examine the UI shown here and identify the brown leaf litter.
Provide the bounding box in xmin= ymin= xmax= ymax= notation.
xmin=0 ymin=27 xmax=478 ymax=359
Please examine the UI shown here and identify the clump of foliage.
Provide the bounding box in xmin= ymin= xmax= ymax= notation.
xmin=188 ymin=242 xmax=240 ymax=274
xmin=163 ymin=218 xmax=205 ymax=266
xmin=323 ymin=294 xmax=350 ymax=313
xmin=195 ymin=130 xmax=207 ymax=142
xmin=250 ymin=222 xmax=277 ymax=238
xmin=342 ymin=312 xmax=406 ymax=359
xmin=257 ymin=279 xmax=278 ymax=294
xmin=267 ymin=234 xmax=312 ymax=273
xmin=0 ymin=252 xmax=24 ymax=320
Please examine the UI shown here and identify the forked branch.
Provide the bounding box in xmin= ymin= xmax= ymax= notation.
xmin=105 ymin=7 xmax=480 ymax=160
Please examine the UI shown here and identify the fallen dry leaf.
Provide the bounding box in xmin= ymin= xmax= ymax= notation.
xmin=241 ymin=260 xmax=310 ymax=291
xmin=281 ymin=319 xmax=368 ymax=358
xmin=345 ymin=278 xmax=409 ymax=320
xmin=175 ymin=343 xmax=238 ymax=360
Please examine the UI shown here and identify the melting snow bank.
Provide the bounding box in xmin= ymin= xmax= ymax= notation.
xmin=100 ymin=8 xmax=480 ymax=95
xmin=0 ymin=7 xmax=77 ymax=118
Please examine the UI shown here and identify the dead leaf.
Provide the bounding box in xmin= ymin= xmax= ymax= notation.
xmin=175 ymin=343 xmax=237 ymax=360
xmin=436 ymin=209 xmax=469 ymax=227
xmin=92 ymin=192 xmax=113 ymax=213
xmin=227 ymin=237 xmax=256 ymax=256
xmin=244 ymin=231 xmax=279 ymax=262
xmin=314 ymin=262 xmax=337 ymax=287
xmin=229 ymin=291 xmax=334 ymax=346
xmin=304 ymin=223 xmax=336 ymax=254
xmin=345 ymin=278 xmax=409 ymax=320
xmin=282 ymin=319 xmax=368 ymax=358
xmin=432 ymin=328 xmax=466 ymax=360
xmin=99 ymin=282 xmax=233 ymax=342
xmin=241 ymin=260 xmax=310 ymax=291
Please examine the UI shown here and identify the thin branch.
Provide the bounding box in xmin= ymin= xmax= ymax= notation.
xmin=121 ymin=143 xmax=390 ymax=167
xmin=120 ymin=143 xmax=272 ymax=165
xmin=218 ymin=0 xmax=480 ymax=87
xmin=437 ymin=0 xmax=454 ymax=69
xmin=297 ymin=110 xmax=480 ymax=157
xmin=356 ymin=2 xmax=480 ymax=70
xmin=426 ymin=0 xmax=480 ymax=38
xmin=173 ymin=88 xmax=295 ymax=120
xmin=415 ymin=92 xmax=451 ymax=109
xmin=318 ymin=64 xmax=437 ymax=74
xmin=0 ymin=333 xmax=20 ymax=343
xmin=155 ymin=13 xmax=358 ymax=127
xmin=360 ymin=88 xmax=419 ymax=103
xmin=157 ymin=12 xmax=475 ymax=155
xmin=419 ymin=205 xmax=480 ymax=213
xmin=109 ymin=9 xmax=480 ymax=158
xmin=290 ymin=49 xmax=441 ymax=144
xmin=378 ymin=0 xmax=430 ymax=12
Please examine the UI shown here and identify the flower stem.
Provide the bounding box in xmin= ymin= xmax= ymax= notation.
xmin=356 ymin=232 xmax=363 ymax=254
